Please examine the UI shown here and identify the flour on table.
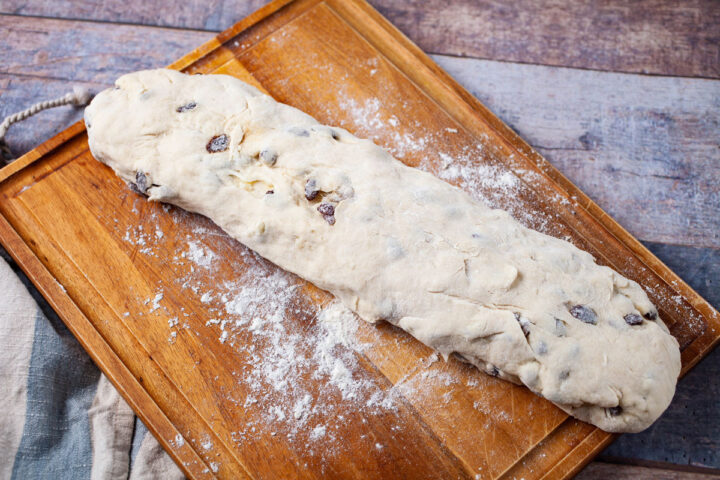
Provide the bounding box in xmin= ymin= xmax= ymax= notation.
xmin=126 ymin=215 xmax=461 ymax=460
xmin=309 ymin=425 xmax=326 ymax=441
xmin=200 ymin=435 xmax=213 ymax=451
xmin=184 ymin=241 xmax=216 ymax=268
xmin=334 ymin=86 xmax=566 ymax=238
xmin=149 ymin=293 xmax=163 ymax=313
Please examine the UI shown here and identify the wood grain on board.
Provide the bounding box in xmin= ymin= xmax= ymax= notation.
xmin=2 ymin=0 xmax=718 ymax=78
xmin=0 ymin=0 xmax=716 ymax=471
xmin=372 ymin=0 xmax=720 ymax=79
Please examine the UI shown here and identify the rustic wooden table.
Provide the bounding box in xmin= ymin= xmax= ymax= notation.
xmin=1 ymin=1 xmax=718 ymax=478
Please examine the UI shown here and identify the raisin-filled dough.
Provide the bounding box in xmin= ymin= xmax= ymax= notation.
xmin=84 ymin=69 xmax=681 ymax=433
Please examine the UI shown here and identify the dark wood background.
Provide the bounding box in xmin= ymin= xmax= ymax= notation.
xmin=1 ymin=1 xmax=718 ymax=478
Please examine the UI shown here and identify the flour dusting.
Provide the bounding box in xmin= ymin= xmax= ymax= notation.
xmin=184 ymin=240 xmax=217 ymax=268
xmin=123 ymin=206 xmax=479 ymax=469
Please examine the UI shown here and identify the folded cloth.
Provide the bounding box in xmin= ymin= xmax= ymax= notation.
xmin=0 ymin=251 xmax=184 ymax=480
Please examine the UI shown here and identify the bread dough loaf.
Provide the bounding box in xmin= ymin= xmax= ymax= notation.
xmin=84 ymin=69 xmax=680 ymax=433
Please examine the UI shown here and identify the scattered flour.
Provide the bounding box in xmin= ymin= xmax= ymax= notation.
xmin=149 ymin=293 xmax=163 ymax=313
xmin=337 ymin=95 xmax=427 ymax=160
xmin=316 ymin=302 xmax=361 ymax=349
xmin=309 ymin=425 xmax=326 ymax=441
xmin=200 ymin=435 xmax=213 ymax=451
xmin=330 ymin=85 xmax=571 ymax=240
xmin=185 ymin=240 xmax=217 ymax=268
xmin=129 ymin=224 xmax=413 ymax=451
xmin=293 ymin=394 xmax=312 ymax=420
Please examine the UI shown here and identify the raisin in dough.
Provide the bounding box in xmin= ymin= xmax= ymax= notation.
xmin=84 ymin=69 xmax=680 ymax=433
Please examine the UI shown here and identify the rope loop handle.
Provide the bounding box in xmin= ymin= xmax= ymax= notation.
xmin=1 ymin=86 xmax=94 ymax=163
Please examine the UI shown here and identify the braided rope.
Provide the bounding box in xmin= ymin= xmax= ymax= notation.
xmin=1 ymin=86 xmax=94 ymax=163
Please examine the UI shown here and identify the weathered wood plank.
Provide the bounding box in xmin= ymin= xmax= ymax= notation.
xmin=2 ymin=0 xmax=718 ymax=78
xmin=433 ymin=55 xmax=720 ymax=249
xmin=372 ymin=0 xmax=720 ymax=79
xmin=577 ymin=461 xmax=720 ymax=480
xmin=0 ymin=16 xmax=211 ymax=83
xmin=3 ymin=15 xmax=717 ymax=248
xmin=0 ymin=0 xmax=269 ymax=31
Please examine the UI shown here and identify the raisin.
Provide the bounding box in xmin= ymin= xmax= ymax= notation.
xmin=289 ymin=127 xmax=309 ymax=137
xmin=176 ymin=102 xmax=197 ymax=113
xmin=330 ymin=130 xmax=341 ymax=140
xmin=206 ymin=134 xmax=229 ymax=153
xmin=305 ymin=179 xmax=319 ymax=201
xmin=624 ymin=313 xmax=643 ymax=326
xmin=608 ymin=406 xmax=623 ymax=416
xmin=514 ymin=312 xmax=531 ymax=336
xmin=128 ymin=182 xmax=144 ymax=195
xmin=569 ymin=305 xmax=597 ymax=325
xmin=260 ymin=149 xmax=278 ymax=166
xmin=266 ymin=190 xmax=274 ymax=195
xmin=135 ymin=171 xmax=149 ymax=193
xmin=317 ymin=203 xmax=335 ymax=216
xmin=317 ymin=203 xmax=335 ymax=225
xmin=489 ymin=366 xmax=499 ymax=377
xmin=644 ymin=311 xmax=657 ymax=320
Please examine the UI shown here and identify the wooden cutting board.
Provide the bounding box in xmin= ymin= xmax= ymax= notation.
xmin=1 ymin=0 xmax=718 ymax=478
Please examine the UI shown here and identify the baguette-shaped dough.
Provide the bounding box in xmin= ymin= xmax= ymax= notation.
xmin=85 ymin=69 xmax=680 ymax=432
